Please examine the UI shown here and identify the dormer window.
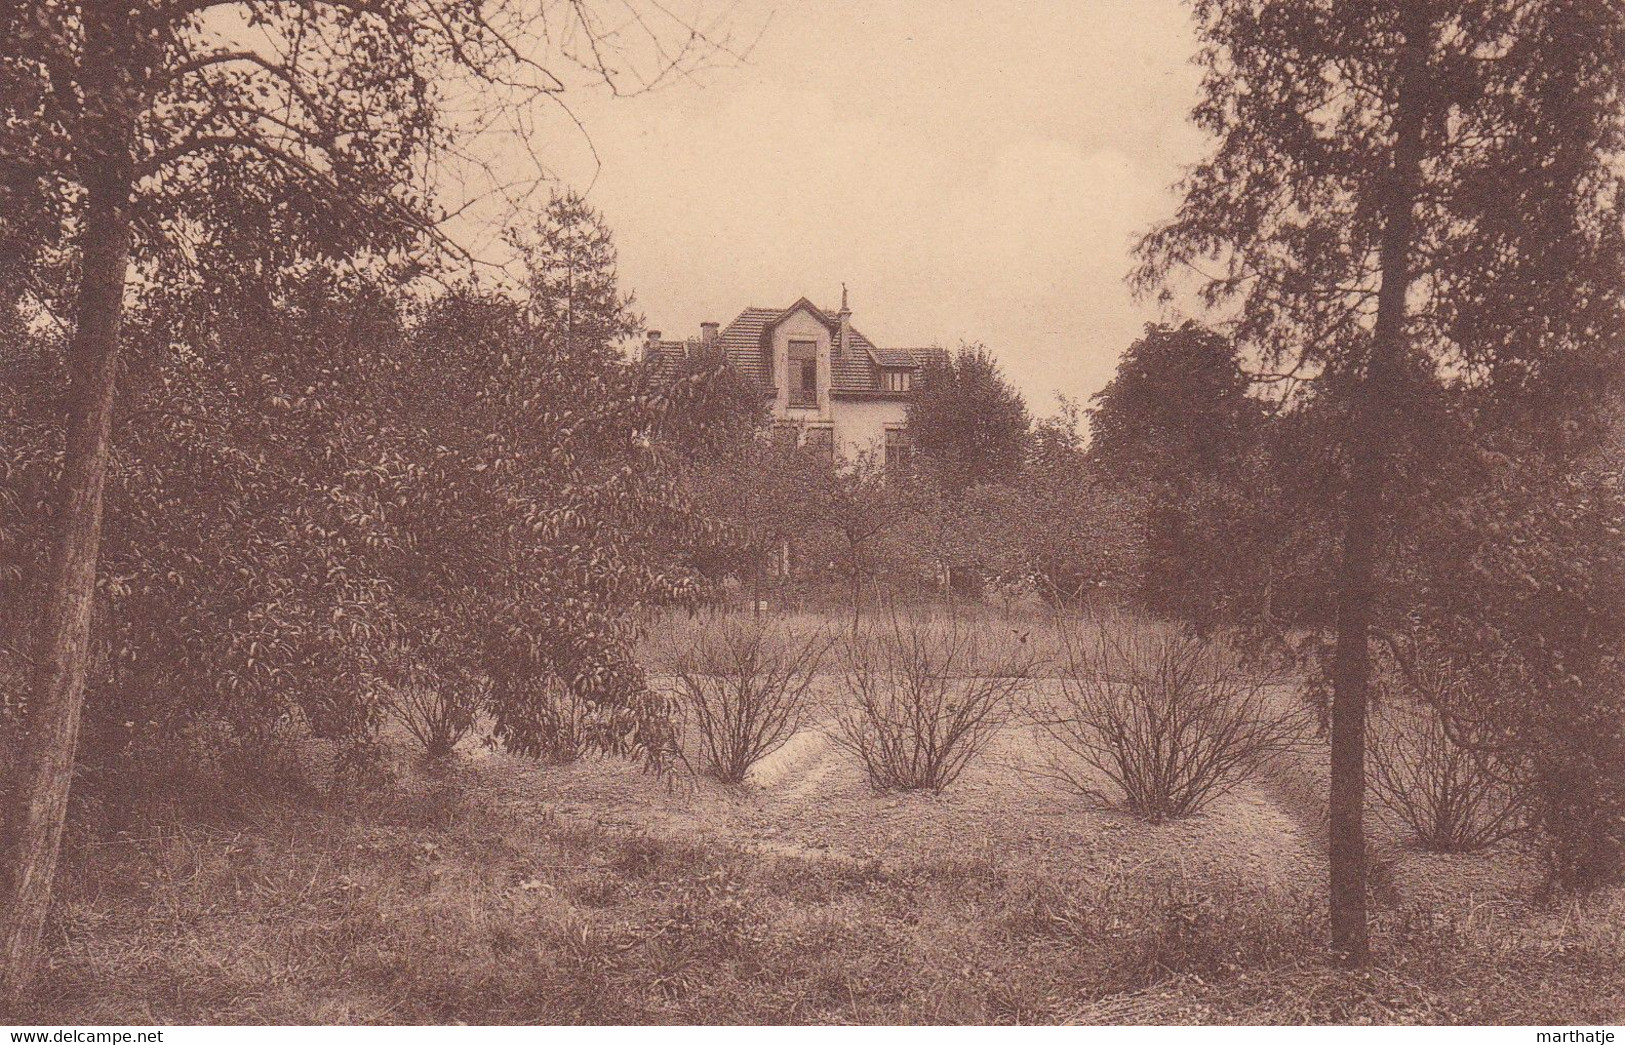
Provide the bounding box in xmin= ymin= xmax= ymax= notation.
xmin=789 ymin=339 xmax=818 ymax=407
xmin=882 ymin=369 xmax=912 ymax=393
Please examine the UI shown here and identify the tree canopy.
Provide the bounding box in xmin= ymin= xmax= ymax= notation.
xmin=1135 ymin=0 xmax=1625 ymax=960
xmin=906 ymin=343 xmax=1030 ymax=495
xmin=0 ymin=0 xmax=738 ymax=1000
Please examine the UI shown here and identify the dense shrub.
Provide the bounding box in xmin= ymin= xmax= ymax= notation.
xmin=670 ymin=618 xmax=828 ymax=784
xmin=1399 ymin=444 xmax=1625 ymax=887
xmin=1038 ymin=623 xmax=1306 ymax=822
xmin=490 ymin=674 xmax=602 ymax=765
xmin=0 ymin=191 xmax=705 ymax=847
xmin=833 ymin=615 xmax=1033 ymax=792
xmin=1085 ymin=323 xmax=1294 ymax=625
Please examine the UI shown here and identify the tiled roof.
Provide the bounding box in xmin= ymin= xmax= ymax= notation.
xmin=870 ymin=347 xmax=918 ymax=368
xmin=647 ymin=301 xmax=942 ymax=398
xmin=644 ymin=339 xmax=693 ymax=386
xmin=903 ymin=347 xmax=951 ymax=369
xmin=716 ymin=308 xmax=779 ymax=386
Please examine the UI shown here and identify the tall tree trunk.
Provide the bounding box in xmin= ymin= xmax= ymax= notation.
xmin=1327 ymin=5 xmax=1429 ymax=966
xmin=849 ymin=541 xmax=864 ymax=635
xmin=752 ymin=534 xmax=768 ymax=619
xmin=1327 ymin=453 xmax=1379 ymax=964
xmin=0 ymin=156 xmax=135 ymax=1006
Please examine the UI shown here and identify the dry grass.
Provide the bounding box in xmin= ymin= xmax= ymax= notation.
xmin=22 ymin=765 xmax=1624 ymax=1026
xmin=638 ymin=604 xmax=1076 ymax=678
xmin=21 ymin=607 xmax=1622 ymax=1025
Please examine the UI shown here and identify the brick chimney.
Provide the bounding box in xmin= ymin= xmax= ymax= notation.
xmin=643 ymin=329 xmax=662 ymax=362
xmin=700 ymin=321 xmax=719 ymax=349
xmin=836 ymin=283 xmax=851 ymax=359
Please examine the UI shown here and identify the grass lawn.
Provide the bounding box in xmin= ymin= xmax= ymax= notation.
xmin=19 ymin=716 xmax=1625 ymax=1026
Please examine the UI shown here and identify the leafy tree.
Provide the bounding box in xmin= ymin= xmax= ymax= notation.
xmin=0 ymin=0 xmax=728 ymax=998
xmin=652 ymin=341 xmax=772 ymax=459
xmin=800 ymin=451 xmax=930 ymax=631
xmin=678 ymin=439 xmax=811 ymax=611
xmin=913 ymin=397 xmax=1143 ymax=612
xmin=1089 ymin=323 xmax=1259 ymax=486
xmin=1136 ymin=0 xmax=1625 ymax=962
xmin=374 ymin=288 xmax=695 ymax=764
xmin=907 ymin=343 xmax=1030 ymax=495
xmin=1017 ymin=399 xmax=1146 ymax=609
xmin=1088 ymin=322 xmax=1272 ymax=622
xmin=1 ymin=259 xmax=410 ymax=849
xmin=1393 ymin=437 xmax=1625 ymax=887
xmin=936 ymin=479 xmax=1141 ymax=611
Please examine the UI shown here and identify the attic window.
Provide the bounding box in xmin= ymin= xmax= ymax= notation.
xmin=789 ymin=339 xmax=818 ymax=407
xmin=882 ymin=369 xmax=912 ymax=393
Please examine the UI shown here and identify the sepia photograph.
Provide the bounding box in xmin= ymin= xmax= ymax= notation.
xmin=2 ymin=0 xmax=1624 ymax=1032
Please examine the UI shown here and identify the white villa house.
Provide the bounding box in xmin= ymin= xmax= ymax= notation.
xmin=643 ymin=290 xmax=946 ymax=467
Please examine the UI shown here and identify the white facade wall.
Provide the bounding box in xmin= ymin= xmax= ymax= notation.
xmin=769 ymin=308 xmax=832 ymax=421
xmin=764 ymin=303 xmax=910 ymax=466
xmin=830 ymin=399 xmax=908 ymax=465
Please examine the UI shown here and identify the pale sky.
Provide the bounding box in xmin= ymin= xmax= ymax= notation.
xmin=515 ymin=1 xmax=1210 ymax=415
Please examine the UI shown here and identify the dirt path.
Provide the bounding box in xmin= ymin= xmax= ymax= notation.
xmin=421 ymin=682 xmax=1543 ymax=916
xmin=457 ymin=714 xmax=1323 ymax=898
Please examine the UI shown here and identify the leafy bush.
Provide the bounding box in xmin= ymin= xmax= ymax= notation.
xmin=670 ymin=618 xmax=828 ymax=784
xmin=1368 ymin=661 xmax=1525 ymax=852
xmin=1399 ymin=444 xmax=1625 ymax=888
xmin=1 ymin=195 xmax=705 ymax=839
xmin=489 ymin=674 xmax=600 ymax=765
xmin=833 ymin=615 xmax=1033 ymax=791
xmin=1038 ymin=623 xmax=1306 ymax=822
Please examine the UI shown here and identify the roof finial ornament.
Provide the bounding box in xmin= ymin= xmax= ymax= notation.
xmin=835 ymin=283 xmax=852 ymax=360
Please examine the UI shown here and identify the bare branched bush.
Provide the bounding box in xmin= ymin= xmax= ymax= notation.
xmin=670 ymin=619 xmax=829 ymax=784
xmin=1038 ymin=624 xmax=1307 ymax=822
xmin=833 ymin=615 xmax=1034 ymax=792
xmin=1370 ymin=660 xmax=1525 ymax=852
xmin=382 ymin=677 xmax=485 ymax=761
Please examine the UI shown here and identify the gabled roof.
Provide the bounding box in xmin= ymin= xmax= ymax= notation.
xmin=648 ymin=300 xmax=943 ymax=398
xmin=772 ymin=296 xmax=834 ymax=332
xmin=643 ymin=338 xmax=693 ymax=386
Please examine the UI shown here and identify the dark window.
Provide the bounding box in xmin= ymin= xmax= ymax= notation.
xmin=884 ymin=426 xmax=913 ymax=473
xmin=804 ymin=426 xmax=835 ymax=461
xmin=789 ymin=340 xmax=818 ymax=407
xmin=882 ymin=369 xmax=912 ymax=392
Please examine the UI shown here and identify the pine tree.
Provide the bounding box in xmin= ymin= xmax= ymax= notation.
xmin=1136 ymin=0 xmax=1625 ymax=962
xmin=510 ymin=189 xmax=644 ymax=359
